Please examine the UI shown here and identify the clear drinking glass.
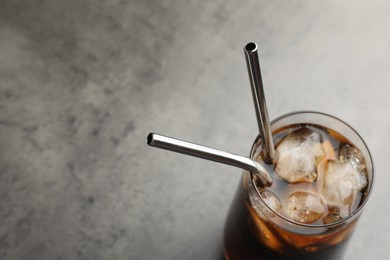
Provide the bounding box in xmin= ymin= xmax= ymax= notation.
xmin=223 ymin=111 xmax=374 ymax=260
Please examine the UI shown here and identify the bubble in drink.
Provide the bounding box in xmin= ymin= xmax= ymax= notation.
xmin=286 ymin=191 xmax=325 ymax=224
xmin=275 ymin=128 xmax=325 ymax=183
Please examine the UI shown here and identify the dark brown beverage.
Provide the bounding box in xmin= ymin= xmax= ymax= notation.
xmin=223 ymin=112 xmax=374 ymax=260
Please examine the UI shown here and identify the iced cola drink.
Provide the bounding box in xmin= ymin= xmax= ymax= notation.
xmin=223 ymin=111 xmax=374 ymax=260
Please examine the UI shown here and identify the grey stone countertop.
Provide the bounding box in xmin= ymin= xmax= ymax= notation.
xmin=0 ymin=1 xmax=389 ymax=259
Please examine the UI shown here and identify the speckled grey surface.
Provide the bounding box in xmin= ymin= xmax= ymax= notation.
xmin=0 ymin=0 xmax=389 ymax=259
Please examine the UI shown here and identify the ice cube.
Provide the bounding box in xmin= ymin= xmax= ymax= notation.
xmin=321 ymin=160 xmax=366 ymax=208
xmin=339 ymin=143 xmax=364 ymax=166
xmin=250 ymin=187 xmax=282 ymax=219
xmin=323 ymin=206 xmax=349 ymax=224
xmin=260 ymin=189 xmax=282 ymax=213
xmin=285 ymin=191 xmax=325 ymax=224
xmin=275 ymin=128 xmax=324 ymax=183
xmin=338 ymin=143 xmax=368 ymax=190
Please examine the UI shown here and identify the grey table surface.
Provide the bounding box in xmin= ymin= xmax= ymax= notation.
xmin=1 ymin=0 xmax=389 ymax=259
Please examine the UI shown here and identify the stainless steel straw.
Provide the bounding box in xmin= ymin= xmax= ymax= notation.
xmin=148 ymin=133 xmax=272 ymax=186
xmin=244 ymin=42 xmax=276 ymax=163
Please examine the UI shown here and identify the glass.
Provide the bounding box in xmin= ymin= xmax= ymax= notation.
xmin=223 ymin=111 xmax=374 ymax=260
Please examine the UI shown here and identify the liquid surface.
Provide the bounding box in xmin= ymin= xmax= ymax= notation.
xmin=253 ymin=124 xmax=369 ymax=225
xmin=224 ymin=122 xmax=370 ymax=259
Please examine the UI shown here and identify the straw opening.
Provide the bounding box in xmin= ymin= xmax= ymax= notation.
xmin=147 ymin=133 xmax=154 ymax=146
xmin=245 ymin=42 xmax=257 ymax=52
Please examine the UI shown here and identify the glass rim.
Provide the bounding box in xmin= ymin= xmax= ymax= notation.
xmin=250 ymin=110 xmax=375 ymax=228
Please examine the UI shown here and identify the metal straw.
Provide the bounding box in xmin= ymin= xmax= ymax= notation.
xmin=244 ymin=42 xmax=276 ymax=163
xmin=147 ymin=133 xmax=272 ymax=186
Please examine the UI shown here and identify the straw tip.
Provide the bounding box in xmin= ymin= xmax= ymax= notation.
xmin=244 ymin=42 xmax=258 ymax=52
xmin=147 ymin=133 xmax=154 ymax=146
